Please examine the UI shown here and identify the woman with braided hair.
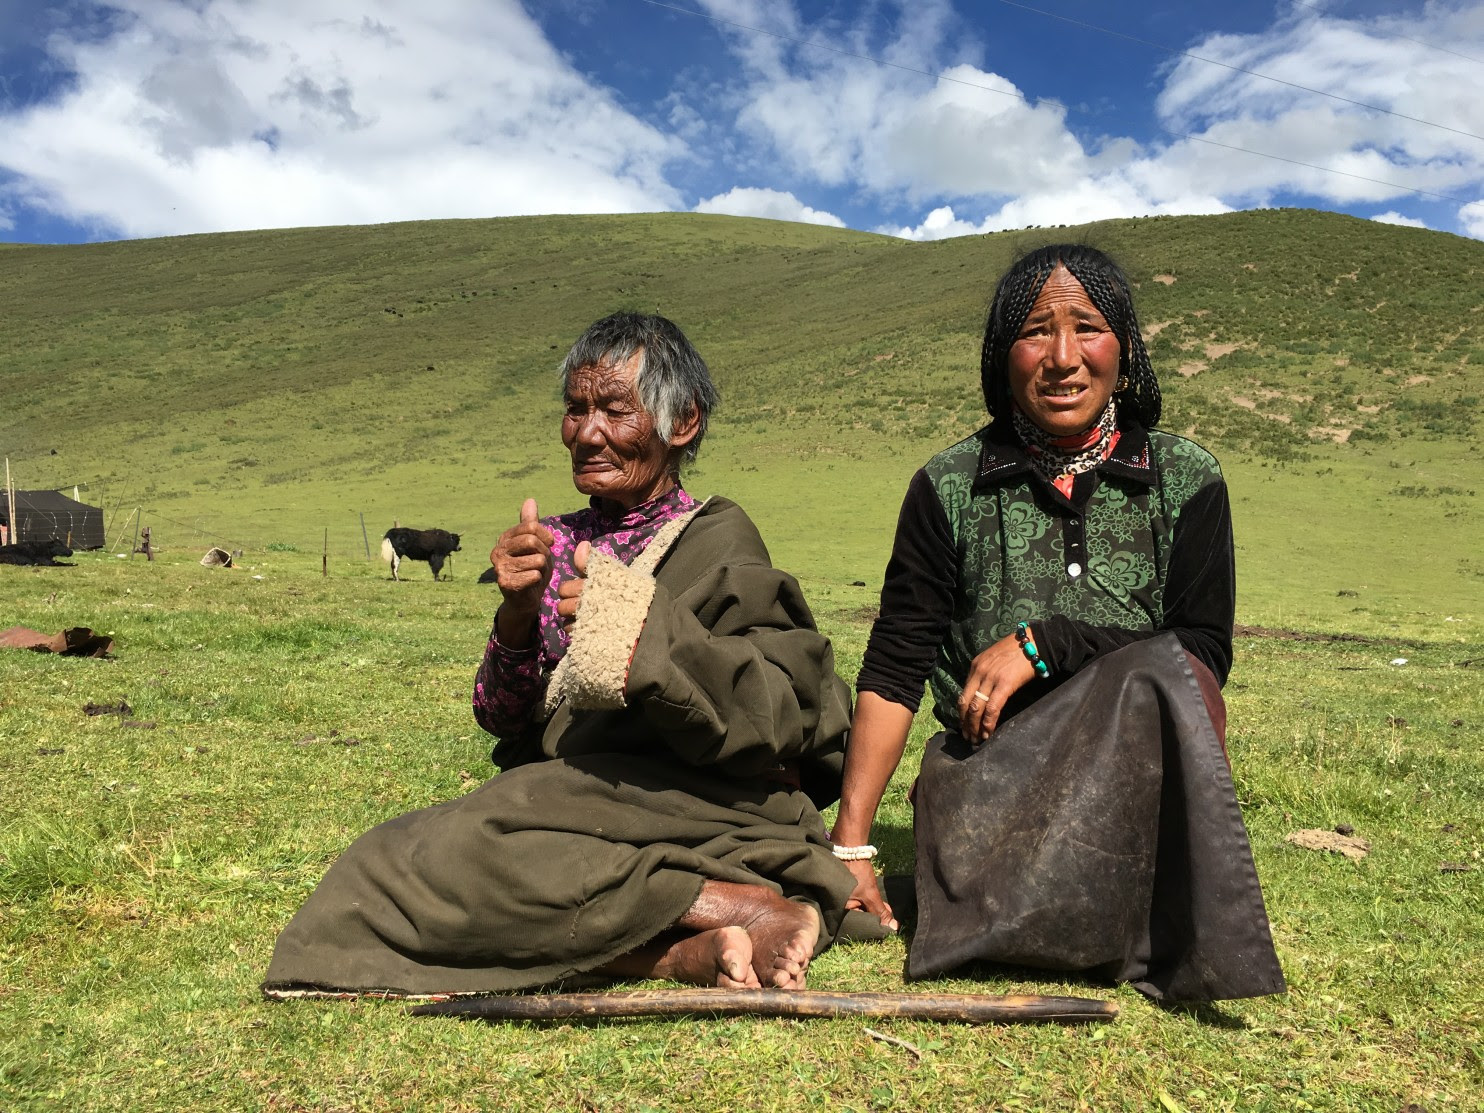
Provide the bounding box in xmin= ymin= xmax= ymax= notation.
xmin=831 ymin=244 xmax=1285 ymax=1003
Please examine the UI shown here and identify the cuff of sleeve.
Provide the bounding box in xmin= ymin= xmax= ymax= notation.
xmin=854 ymin=680 xmax=923 ymax=715
xmin=1029 ymin=615 xmax=1075 ymax=675
xmin=490 ymin=635 xmax=539 ymax=662
xmin=549 ymin=550 xmax=655 ymax=712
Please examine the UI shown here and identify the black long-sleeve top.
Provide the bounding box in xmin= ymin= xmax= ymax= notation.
xmin=857 ymin=420 xmax=1235 ymax=729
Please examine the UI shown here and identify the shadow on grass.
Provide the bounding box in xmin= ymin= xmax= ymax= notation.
xmin=1155 ymin=1000 xmax=1252 ymax=1029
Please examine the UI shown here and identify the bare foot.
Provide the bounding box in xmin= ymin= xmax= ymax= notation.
xmin=662 ymin=880 xmax=826 ymax=990
xmin=738 ymin=900 xmax=820 ymax=989
xmin=599 ymin=927 xmax=762 ymax=988
xmin=656 ymin=927 xmax=762 ymax=988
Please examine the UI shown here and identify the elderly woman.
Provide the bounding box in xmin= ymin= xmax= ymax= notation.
xmin=831 ymin=245 xmax=1285 ymax=1003
xmin=264 ymin=312 xmax=857 ymax=996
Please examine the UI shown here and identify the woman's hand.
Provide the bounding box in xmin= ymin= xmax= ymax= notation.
xmin=958 ymin=630 xmax=1037 ymax=743
xmin=555 ymin=541 xmax=590 ymax=628
xmin=491 ymin=499 xmax=555 ymax=646
xmin=842 ymin=858 xmax=898 ymax=931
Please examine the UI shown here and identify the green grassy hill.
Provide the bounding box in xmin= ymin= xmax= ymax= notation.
xmin=3 ymin=208 xmax=1481 ymax=636
xmin=3 ymin=210 xmax=1481 ymax=1110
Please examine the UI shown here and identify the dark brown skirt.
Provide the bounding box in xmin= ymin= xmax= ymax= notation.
xmin=909 ymin=634 xmax=1285 ymax=1003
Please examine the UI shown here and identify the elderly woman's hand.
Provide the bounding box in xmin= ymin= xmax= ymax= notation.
xmin=555 ymin=541 xmax=590 ymax=628
xmin=491 ymin=499 xmax=555 ymax=647
xmin=958 ymin=630 xmax=1037 ymax=743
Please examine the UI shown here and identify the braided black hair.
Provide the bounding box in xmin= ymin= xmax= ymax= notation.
xmin=979 ymin=243 xmax=1161 ymax=428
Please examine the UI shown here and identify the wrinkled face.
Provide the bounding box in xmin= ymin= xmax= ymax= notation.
xmin=1007 ymin=265 xmax=1122 ymax=437
xmin=561 ymin=350 xmax=676 ymax=510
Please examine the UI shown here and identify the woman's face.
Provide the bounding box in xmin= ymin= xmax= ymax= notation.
xmin=1006 ymin=265 xmax=1122 ymax=437
xmin=562 ymin=351 xmax=684 ymax=510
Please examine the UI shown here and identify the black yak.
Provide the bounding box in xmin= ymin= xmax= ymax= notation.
xmin=0 ymin=538 xmax=73 ymax=566
xmin=381 ymin=527 xmax=461 ymax=581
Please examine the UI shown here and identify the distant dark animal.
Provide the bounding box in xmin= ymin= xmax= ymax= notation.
xmin=0 ymin=538 xmax=73 ymax=567
xmin=381 ymin=527 xmax=461 ymax=581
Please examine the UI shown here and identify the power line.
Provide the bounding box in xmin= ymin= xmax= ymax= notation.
xmin=1176 ymin=131 xmax=1465 ymax=202
xmin=994 ymin=0 xmax=1484 ymax=145
xmin=637 ymin=0 xmax=1470 ymax=204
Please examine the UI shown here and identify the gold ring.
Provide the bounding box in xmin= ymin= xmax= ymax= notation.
xmin=970 ymin=690 xmax=989 ymax=703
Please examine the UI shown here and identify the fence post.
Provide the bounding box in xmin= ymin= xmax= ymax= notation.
xmin=4 ymin=457 xmax=14 ymax=547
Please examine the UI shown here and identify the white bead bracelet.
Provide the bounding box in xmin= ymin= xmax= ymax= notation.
xmin=830 ymin=843 xmax=878 ymax=861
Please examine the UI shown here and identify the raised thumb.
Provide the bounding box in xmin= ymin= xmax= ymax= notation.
xmin=520 ymin=498 xmax=539 ymax=524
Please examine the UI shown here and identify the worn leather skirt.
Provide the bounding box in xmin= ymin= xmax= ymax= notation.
xmin=909 ymin=634 xmax=1285 ymax=1003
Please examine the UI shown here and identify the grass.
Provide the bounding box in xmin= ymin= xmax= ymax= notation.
xmin=1 ymin=208 xmax=1482 ymax=1109
xmin=1 ymin=548 xmax=1479 ymax=1111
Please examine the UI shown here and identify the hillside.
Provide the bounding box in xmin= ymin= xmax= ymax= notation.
xmin=2 ymin=208 xmax=1481 ymax=634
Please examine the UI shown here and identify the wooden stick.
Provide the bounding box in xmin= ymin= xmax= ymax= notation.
xmin=410 ymin=988 xmax=1117 ymax=1025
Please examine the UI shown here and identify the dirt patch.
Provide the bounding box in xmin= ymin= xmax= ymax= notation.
xmin=1191 ymin=308 xmax=1209 ymax=318
xmin=873 ymin=352 xmax=895 ymax=362
xmin=1405 ymin=374 xmax=1433 ymax=386
xmin=1204 ymin=342 xmax=1240 ymax=360
xmin=1309 ymin=425 xmax=1355 ymax=443
xmin=1241 ymin=263 xmax=1257 ymax=271
xmin=1232 ymin=395 xmax=1257 ymax=409
xmin=1177 ymin=361 xmax=1207 ymax=377
xmin=1286 ymin=828 xmax=1370 ymax=861
xmin=1144 ymin=320 xmax=1174 ymax=338
xmin=1232 ymin=624 xmax=1423 ymax=649
xmin=1153 ymin=274 xmax=1176 ymax=285
xmin=1234 ymin=624 xmax=1379 ymax=644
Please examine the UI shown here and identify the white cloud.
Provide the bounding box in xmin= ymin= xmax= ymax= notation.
xmin=1369 ymin=211 xmax=1427 ymax=229
xmin=878 ymin=205 xmax=986 ymax=241
xmin=1154 ymin=6 xmax=1484 ymax=206
xmin=705 ymin=0 xmax=1484 ymax=236
xmin=694 ymin=187 xmax=843 ymax=227
xmin=1460 ymin=200 xmax=1484 ymax=238
xmin=882 ymin=179 xmax=1232 ymax=242
xmin=0 ymin=0 xmax=685 ymax=238
xmin=5 ymin=0 xmax=1483 ymax=244
xmin=703 ymin=1 xmax=1093 ymax=202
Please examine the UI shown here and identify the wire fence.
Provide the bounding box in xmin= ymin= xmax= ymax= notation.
xmin=103 ymin=508 xmax=394 ymax=563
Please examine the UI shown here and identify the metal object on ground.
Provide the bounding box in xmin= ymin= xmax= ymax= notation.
xmin=410 ymin=988 xmax=1117 ymax=1024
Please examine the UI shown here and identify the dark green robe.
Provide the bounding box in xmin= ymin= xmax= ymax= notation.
xmin=263 ymin=498 xmax=857 ymax=997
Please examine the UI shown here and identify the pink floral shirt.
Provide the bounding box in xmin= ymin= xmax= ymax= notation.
xmin=472 ymin=487 xmax=698 ymax=739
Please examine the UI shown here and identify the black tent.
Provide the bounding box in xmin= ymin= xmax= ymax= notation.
xmin=1 ymin=490 xmax=106 ymax=549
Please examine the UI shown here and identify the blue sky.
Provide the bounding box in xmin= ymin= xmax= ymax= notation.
xmin=1 ymin=0 xmax=1481 ymax=244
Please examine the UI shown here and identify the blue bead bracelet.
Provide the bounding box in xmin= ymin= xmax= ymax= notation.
xmin=1015 ymin=621 xmax=1051 ymax=679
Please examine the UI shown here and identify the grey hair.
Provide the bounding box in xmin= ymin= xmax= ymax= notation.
xmin=558 ymin=311 xmax=720 ymax=465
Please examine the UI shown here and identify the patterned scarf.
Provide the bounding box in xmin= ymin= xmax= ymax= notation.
xmin=1012 ymin=400 xmax=1119 ymax=484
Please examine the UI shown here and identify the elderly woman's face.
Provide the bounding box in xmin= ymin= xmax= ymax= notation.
xmin=1007 ymin=265 xmax=1121 ymax=437
xmin=562 ymin=351 xmax=677 ymax=510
